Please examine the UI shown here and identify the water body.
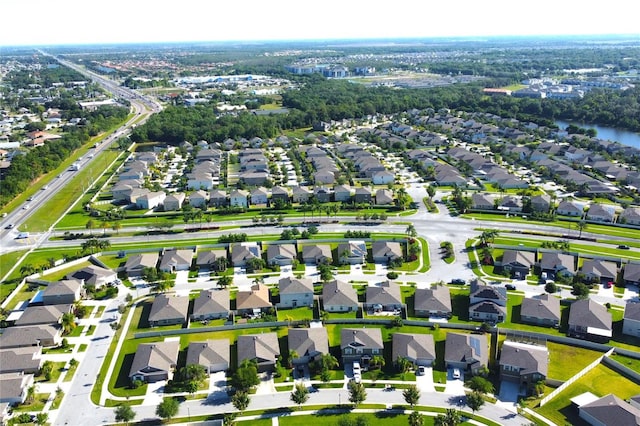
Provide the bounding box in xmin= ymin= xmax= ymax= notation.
xmin=555 ymin=120 xmax=640 ymax=149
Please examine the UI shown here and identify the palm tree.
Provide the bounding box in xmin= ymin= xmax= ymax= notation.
xmin=320 ymin=353 xmax=339 ymax=371
xmin=369 ymin=355 xmax=385 ymax=370
xmin=86 ymin=219 xmax=95 ymax=235
xmin=20 ymin=263 xmax=36 ymax=277
xmin=577 ymin=220 xmax=587 ymax=238
xmin=405 ymin=224 xmax=417 ymax=237
xmin=100 ymin=220 xmax=110 ymax=235
xmin=25 ymin=384 xmax=36 ymax=403
xmin=61 ymin=312 xmax=76 ymax=335
xmin=112 ymin=221 xmax=122 ymax=235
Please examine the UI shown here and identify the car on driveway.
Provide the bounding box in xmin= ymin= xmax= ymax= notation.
xmin=417 ymin=366 xmax=426 ymax=376
xmin=452 ymin=368 xmax=461 ymax=379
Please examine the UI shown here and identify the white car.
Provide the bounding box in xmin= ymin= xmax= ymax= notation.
xmin=352 ymin=362 xmax=361 ymax=375
xmin=452 ymin=368 xmax=461 ymax=379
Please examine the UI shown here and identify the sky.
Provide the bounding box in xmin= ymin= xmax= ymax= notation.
xmin=1 ymin=0 xmax=639 ymax=47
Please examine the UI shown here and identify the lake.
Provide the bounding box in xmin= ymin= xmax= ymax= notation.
xmin=555 ymin=120 xmax=640 ymax=149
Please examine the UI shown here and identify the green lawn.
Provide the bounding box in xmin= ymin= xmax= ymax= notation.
xmin=609 ymin=353 xmax=640 ymax=374
xmin=276 ymin=306 xmax=314 ymax=321
xmin=64 ymin=361 xmax=80 ymax=382
xmin=12 ymin=393 xmax=49 ymax=412
xmin=546 ymin=342 xmax=603 ymax=381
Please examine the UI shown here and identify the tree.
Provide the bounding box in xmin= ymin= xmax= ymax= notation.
xmin=403 ymin=384 xmax=420 ymax=407
xmin=396 ymin=356 xmax=412 ymax=373
xmin=100 ymin=220 xmax=111 ymax=235
xmin=427 ymin=185 xmax=436 ymax=198
xmin=115 ymin=404 xmax=136 ymax=425
xmin=223 ymin=413 xmax=237 ymax=426
xmin=405 ymin=224 xmax=417 ymax=237
xmin=20 ymin=263 xmax=36 ymax=277
xmin=572 ymin=282 xmax=590 ymax=299
xmin=466 ymin=391 xmax=485 ymax=413
xmin=86 ymin=219 xmax=95 ymax=235
xmin=25 ymin=384 xmax=36 ymax=403
xmin=218 ymin=275 xmax=233 ymax=287
xmin=231 ymin=390 xmax=250 ymax=411
xmin=35 ymin=412 xmax=48 ymax=426
xmin=214 ymin=256 xmax=229 ymax=272
xmin=434 ymin=409 xmax=462 ymax=426
xmin=156 ymin=397 xmax=179 ymax=421
xmin=61 ymin=312 xmax=76 ymax=335
xmin=112 ymin=221 xmax=122 ymax=234
xmin=369 ymin=355 xmax=385 ymax=370
xmin=577 ymin=220 xmax=587 ymax=238
xmin=479 ymin=229 xmax=499 ymax=246
xmin=347 ymin=380 xmax=367 ymax=407
xmin=409 ymin=411 xmax=424 ymax=426
xmin=232 ymin=359 xmax=260 ymax=391
xmin=320 ymin=353 xmax=339 ymax=371
xmin=181 ymin=364 xmax=207 ymax=384
xmin=290 ymin=383 xmax=309 ymax=409
xmin=545 ymin=281 xmax=557 ymax=293
xmin=318 ymin=263 xmax=334 ymax=282
xmin=466 ymin=376 xmax=494 ymax=394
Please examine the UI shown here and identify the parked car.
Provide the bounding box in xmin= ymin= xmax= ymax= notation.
xmin=5 ymin=223 xmax=14 ymax=229
xmin=505 ymin=284 xmax=516 ymax=290
xmin=452 ymin=368 xmax=461 ymax=379
xmin=451 ymin=278 xmax=466 ymax=285
xmin=417 ymin=366 xmax=426 ymax=376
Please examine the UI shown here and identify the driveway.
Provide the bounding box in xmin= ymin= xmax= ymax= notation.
xmin=208 ymin=371 xmax=229 ymax=399
xmin=175 ymin=270 xmax=189 ymax=285
xmin=444 ymin=369 xmax=466 ymax=395
xmin=497 ymin=380 xmax=520 ymax=412
xmin=415 ymin=367 xmax=435 ymax=392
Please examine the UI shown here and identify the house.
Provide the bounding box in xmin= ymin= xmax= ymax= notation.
xmin=0 ymin=347 xmax=42 ymax=374
xmin=392 ymin=333 xmax=436 ymax=367
xmin=499 ymin=341 xmax=548 ymax=395
xmin=159 ymin=248 xmax=194 ymax=272
xmin=586 ymin=203 xmax=615 ymax=223
xmin=499 ymin=250 xmax=536 ymax=279
xmin=622 ymin=303 xmax=640 ymax=338
xmin=191 ymin=289 xmax=230 ymax=321
xmin=65 ymin=265 xmax=117 ymax=287
xmin=250 ymin=187 xmax=269 ymax=205
xmin=270 ymin=186 xmax=290 ymax=204
xmin=337 ymin=241 xmax=367 ymax=265
xmin=567 ymin=299 xmax=612 ymax=343
xmin=288 ymin=327 xmax=329 ymax=365
xmin=578 ymin=394 xmax=640 ymax=426
xmin=195 ymin=249 xmax=227 ymax=270
xmin=14 ymin=304 xmax=72 ymax=327
xmin=229 ymin=189 xmax=249 ymax=208
xmin=314 ymin=170 xmax=335 ymax=185
xmin=278 ymin=277 xmax=314 ymax=308
xmin=209 ymin=190 xmax=228 ymax=207
xmin=186 ymin=339 xmax=230 ymax=373
xmin=472 ymin=193 xmax=496 ymax=210
xmin=468 ymin=282 xmax=507 ymax=324
xmin=354 ymin=187 xmax=372 ymax=204
xmin=0 ymin=325 xmax=62 ymax=349
xmin=163 ymin=193 xmax=186 ymax=211
xmin=124 ymin=252 xmax=159 ymax=278
xmin=556 ymin=200 xmax=584 ymax=217
xmin=230 ymin=242 xmax=261 ymax=267
xmin=0 ymin=372 xmax=35 ymax=405
xmin=302 ymin=244 xmax=332 ymax=265
xmin=372 ymin=170 xmax=395 ymax=185
xmin=375 ymin=189 xmax=394 ymax=205
xmin=371 ymin=241 xmax=403 ymax=264
xmin=619 ymin=206 xmax=640 ymax=226
xmin=444 ymin=332 xmax=489 ymax=375
xmin=580 ymin=259 xmax=618 ymax=284
xmin=41 ymin=279 xmax=83 ymax=305
xmin=292 ymin=186 xmax=312 ymax=204
xmin=365 ymin=281 xmax=402 ymax=312
xmin=520 ymin=294 xmax=561 ymax=327
xmin=322 ymin=280 xmax=359 ymax=313
xmin=148 ymin=294 xmax=190 ymax=327
xmin=237 ymin=333 xmax=280 ymax=372
xmin=530 ymin=194 xmax=552 ymax=213
xmin=136 ymin=191 xmax=166 ymax=210
xmin=499 ymin=195 xmax=523 ymax=212
xmin=540 ymin=252 xmax=576 ymax=279
xmin=333 ymin=185 xmax=353 ymax=203
xmin=266 ymin=244 xmax=297 ymax=266
xmin=314 ymin=187 xmax=332 ymax=203
xmin=414 ymin=285 xmax=452 ymax=318
xmin=236 ymin=284 xmax=272 ymax=317
xmin=340 ymin=328 xmax=384 ymax=365
xmin=624 ymin=263 xmax=640 ymax=286
xmin=129 ymin=341 xmax=180 ymax=383
xmin=188 ymin=190 xmax=209 ymax=208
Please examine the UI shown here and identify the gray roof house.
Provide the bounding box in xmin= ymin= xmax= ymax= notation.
xmin=65 ymin=265 xmax=117 ymax=287
xmin=231 ymin=242 xmax=261 ymax=267
xmin=622 ymin=303 xmax=640 ymax=338
xmin=340 ymin=328 xmax=384 ymax=364
xmin=191 ymin=289 xmax=230 ymax=321
xmin=0 ymin=347 xmax=42 ymax=374
xmin=195 ymin=249 xmax=227 ymax=270
xmin=41 ymin=279 xmax=83 ymax=305
xmin=539 ymin=252 xmax=576 ymax=278
xmin=392 ymin=333 xmax=436 ymax=367
xmin=620 ymin=206 xmax=640 ymax=226
xmin=159 ymin=248 xmax=194 ymax=272
xmin=499 ymin=341 xmax=548 ymax=394
xmin=624 ymin=262 xmax=640 ymax=286
xmin=556 ymin=200 xmax=584 ymax=217
xmin=375 ymin=188 xmax=394 ymax=205
xmin=530 ymin=194 xmax=552 ymax=213
xmin=414 ymin=285 xmax=452 ymax=318
xmin=0 ymin=372 xmax=35 ymax=405
xmin=14 ymin=304 xmax=72 ymax=327
xmin=444 ymin=332 xmax=489 ymax=375
xmin=365 ymin=282 xmax=402 ymax=312
xmin=322 ymin=280 xmax=358 ymax=313
xmin=186 ymin=339 xmax=230 ymax=373
xmin=472 ymin=193 xmax=496 ymax=210
xmin=469 ymin=282 xmax=507 ymax=324
xmin=302 ymin=244 xmax=332 ymax=265
xmin=129 ymin=341 xmax=180 ymax=383
xmin=567 ymin=299 xmax=612 ymax=343
xmin=499 ymin=250 xmax=535 ymax=279
xmin=266 ymin=244 xmax=297 ymax=266
xmin=371 ymin=241 xmax=403 ymax=264
xmin=0 ymin=325 xmax=62 ymax=349
xmin=124 ymin=252 xmax=159 ymax=277
xmin=237 ymin=333 xmax=280 ymax=372
xmin=288 ymin=327 xmax=329 ymax=365
xmin=579 ymin=394 xmax=640 ymax=426
xmin=278 ymin=277 xmax=314 ymax=309
xmin=520 ymin=294 xmax=561 ymax=328
xmin=337 ymin=241 xmax=367 ymax=265
xmin=148 ymin=294 xmax=190 ymax=327
xmin=586 ymin=203 xmax=615 ymax=223
xmin=580 ymin=259 xmax=618 ymax=283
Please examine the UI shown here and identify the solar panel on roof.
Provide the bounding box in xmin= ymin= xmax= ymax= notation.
xmin=469 ymin=336 xmax=481 ymax=354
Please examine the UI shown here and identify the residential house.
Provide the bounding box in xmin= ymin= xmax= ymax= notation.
xmin=414 ymin=285 xmax=452 ymax=318
xmin=0 ymin=372 xmax=35 ymax=405
xmin=14 ymin=304 xmax=72 ymax=327
xmin=209 ymin=190 xmax=228 ymax=207
xmin=624 ymin=263 xmax=640 ymax=286
xmin=278 ymin=277 xmax=313 ymax=308
xmin=270 ymin=186 xmax=290 ymax=204
xmin=622 ymin=303 xmax=640 ymax=338
xmin=620 ymin=207 xmax=640 ymax=226
xmin=186 ymin=339 xmax=230 ymax=373
xmin=337 ymin=241 xmax=367 ymax=265
xmin=136 ymin=191 xmax=166 ymax=210
xmin=124 ymin=252 xmax=159 ymax=277
xmin=472 ymin=193 xmax=496 ymax=210
xmin=499 ymin=195 xmax=523 ymax=212
xmin=159 ymin=248 xmax=194 ymax=272
xmin=314 ymin=187 xmax=332 ymax=203
xmin=372 ymin=170 xmax=395 ymax=185
xmin=580 ymin=259 xmax=618 ymax=284
xmin=41 ymin=279 xmax=83 ymax=305
xmin=292 ymin=186 xmax=312 ymax=204
xmin=468 ymin=282 xmax=507 ymax=324
xmin=340 ymin=328 xmax=384 ymax=366
xmin=0 ymin=325 xmax=61 ymax=349
xmin=520 ymin=294 xmax=561 ymax=328
xmin=0 ymin=347 xmax=42 ymax=374
xmin=539 ymin=252 xmax=576 ymax=279
xmin=237 ymin=333 xmax=280 ymax=372
xmin=230 ymin=242 xmax=261 ymax=267
xmin=129 ymin=341 xmax=180 ymax=383
xmin=235 ymin=284 xmax=272 ymax=317
xmin=288 ymin=327 xmax=329 ymax=365
xmin=188 ymin=190 xmax=209 ymax=208
xmin=191 ymin=289 xmax=230 ymax=321
xmin=229 ymin=190 xmax=249 ymax=208
xmin=556 ymin=200 xmax=584 ymax=217
xmin=195 ymin=249 xmax=227 ymax=270
xmin=354 ymin=187 xmax=372 ymax=204
xmin=65 ymin=265 xmax=117 ymax=287
xmin=314 ymin=170 xmax=335 ymax=185
xmin=322 ymin=280 xmax=359 ymax=313
xmin=499 ymin=250 xmax=536 ymax=279
xmin=586 ymin=203 xmax=615 ymax=223
xmin=567 ymin=299 xmax=612 ymax=342
xmin=364 ymin=281 xmax=402 ymax=312
xmin=266 ymin=244 xmax=297 ymax=266
xmin=302 ymin=244 xmax=332 ymax=265
xmin=375 ymin=189 xmax=394 ymax=205
xmin=334 ymin=185 xmax=353 ymax=203
xmin=250 ymin=187 xmax=269 ymax=206
xmin=530 ymin=194 xmax=552 ymax=213
xmin=148 ymin=294 xmax=189 ymax=327
xmin=163 ymin=193 xmax=186 ymax=211
xmin=444 ymin=332 xmax=489 ymax=375
xmin=392 ymin=333 xmax=436 ymax=367
xmin=499 ymin=341 xmax=548 ymax=394
xmin=371 ymin=241 xmax=403 ymax=264
xmin=579 ymin=394 xmax=640 ymax=426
